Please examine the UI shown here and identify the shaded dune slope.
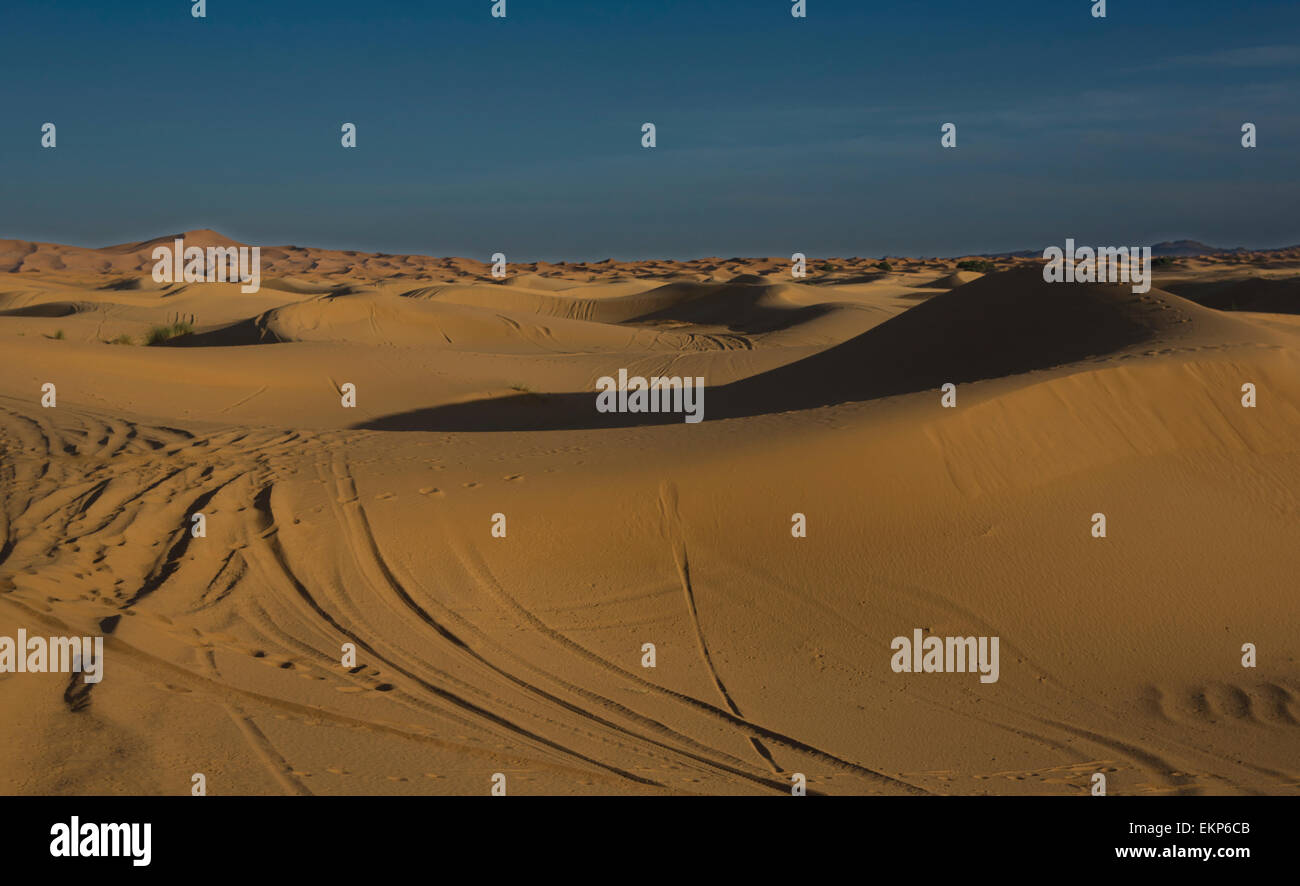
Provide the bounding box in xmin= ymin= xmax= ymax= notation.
xmin=162 ymin=279 xmax=865 ymax=350
xmin=629 ymin=282 xmax=871 ymax=334
xmin=1162 ymin=276 xmax=1300 ymax=314
xmin=163 ymin=291 xmax=711 ymax=354
xmin=357 ymin=267 xmax=1269 ymax=431
xmin=0 ymin=300 xmax=98 ymax=318
xmin=403 ymin=278 xmax=830 ymax=328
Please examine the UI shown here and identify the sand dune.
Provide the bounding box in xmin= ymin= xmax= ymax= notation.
xmin=1162 ymin=276 xmax=1300 ymax=314
xmin=173 ymin=292 xmax=698 ymax=354
xmin=376 ymin=266 xmax=1283 ymax=431
xmin=721 ymin=266 xmax=1274 ymax=409
xmin=917 ymin=270 xmax=984 ymax=289
xmin=0 ymin=235 xmax=1296 ymax=795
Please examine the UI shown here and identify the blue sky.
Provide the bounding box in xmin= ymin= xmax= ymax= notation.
xmin=2 ymin=0 xmax=1297 ymax=259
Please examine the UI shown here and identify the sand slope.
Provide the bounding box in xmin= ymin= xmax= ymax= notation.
xmin=0 ymin=236 xmax=1296 ymax=795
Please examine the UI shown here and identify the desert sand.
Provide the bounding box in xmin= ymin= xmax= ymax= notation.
xmin=0 ymin=231 xmax=1296 ymax=795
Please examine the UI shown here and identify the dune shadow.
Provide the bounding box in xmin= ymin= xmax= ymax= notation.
xmin=354 ymin=268 xmax=1167 ymax=432
xmin=1161 ymin=277 xmax=1299 ymax=314
xmin=0 ymin=301 xmax=88 ymax=318
xmin=358 ymin=392 xmax=684 ymax=432
xmin=159 ymin=315 xmax=283 ymax=347
xmin=628 ymin=283 xmax=848 ymax=334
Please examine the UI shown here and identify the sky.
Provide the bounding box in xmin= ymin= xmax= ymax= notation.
xmin=1 ymin=0 xmax=1298 ymax=260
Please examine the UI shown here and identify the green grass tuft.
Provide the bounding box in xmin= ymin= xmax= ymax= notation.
xmin=145 ymin=321 xmax=194 ymax=345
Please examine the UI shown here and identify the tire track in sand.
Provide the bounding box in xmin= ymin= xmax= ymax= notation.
xmin=657 ymin=480 xmax=783 ymax=776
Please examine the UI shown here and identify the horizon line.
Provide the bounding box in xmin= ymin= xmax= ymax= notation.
xmin=4 ymin=228 xmax=1299 ymax=265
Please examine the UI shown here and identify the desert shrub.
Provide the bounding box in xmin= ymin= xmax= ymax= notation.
xmin=143 ymin=314 xmax=193 ymax=345
xmin=145 ymin=321 xmax=193 ymax=345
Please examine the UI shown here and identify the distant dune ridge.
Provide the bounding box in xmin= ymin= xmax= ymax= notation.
xmin=0 ymin=231 xmax=1297 ymax=795
xmin=2 ymin=229 xmax=1298 ymax=280
xmin=980 ymin=239 xmax=1296 ymax=259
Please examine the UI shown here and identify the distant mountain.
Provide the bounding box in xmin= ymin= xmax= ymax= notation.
xmin=1148 ymin=240 xmax=1246 ymax=257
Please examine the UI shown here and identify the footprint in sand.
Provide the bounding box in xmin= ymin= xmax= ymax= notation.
xmin=418 ymin=487 xmax=444 ymax=496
